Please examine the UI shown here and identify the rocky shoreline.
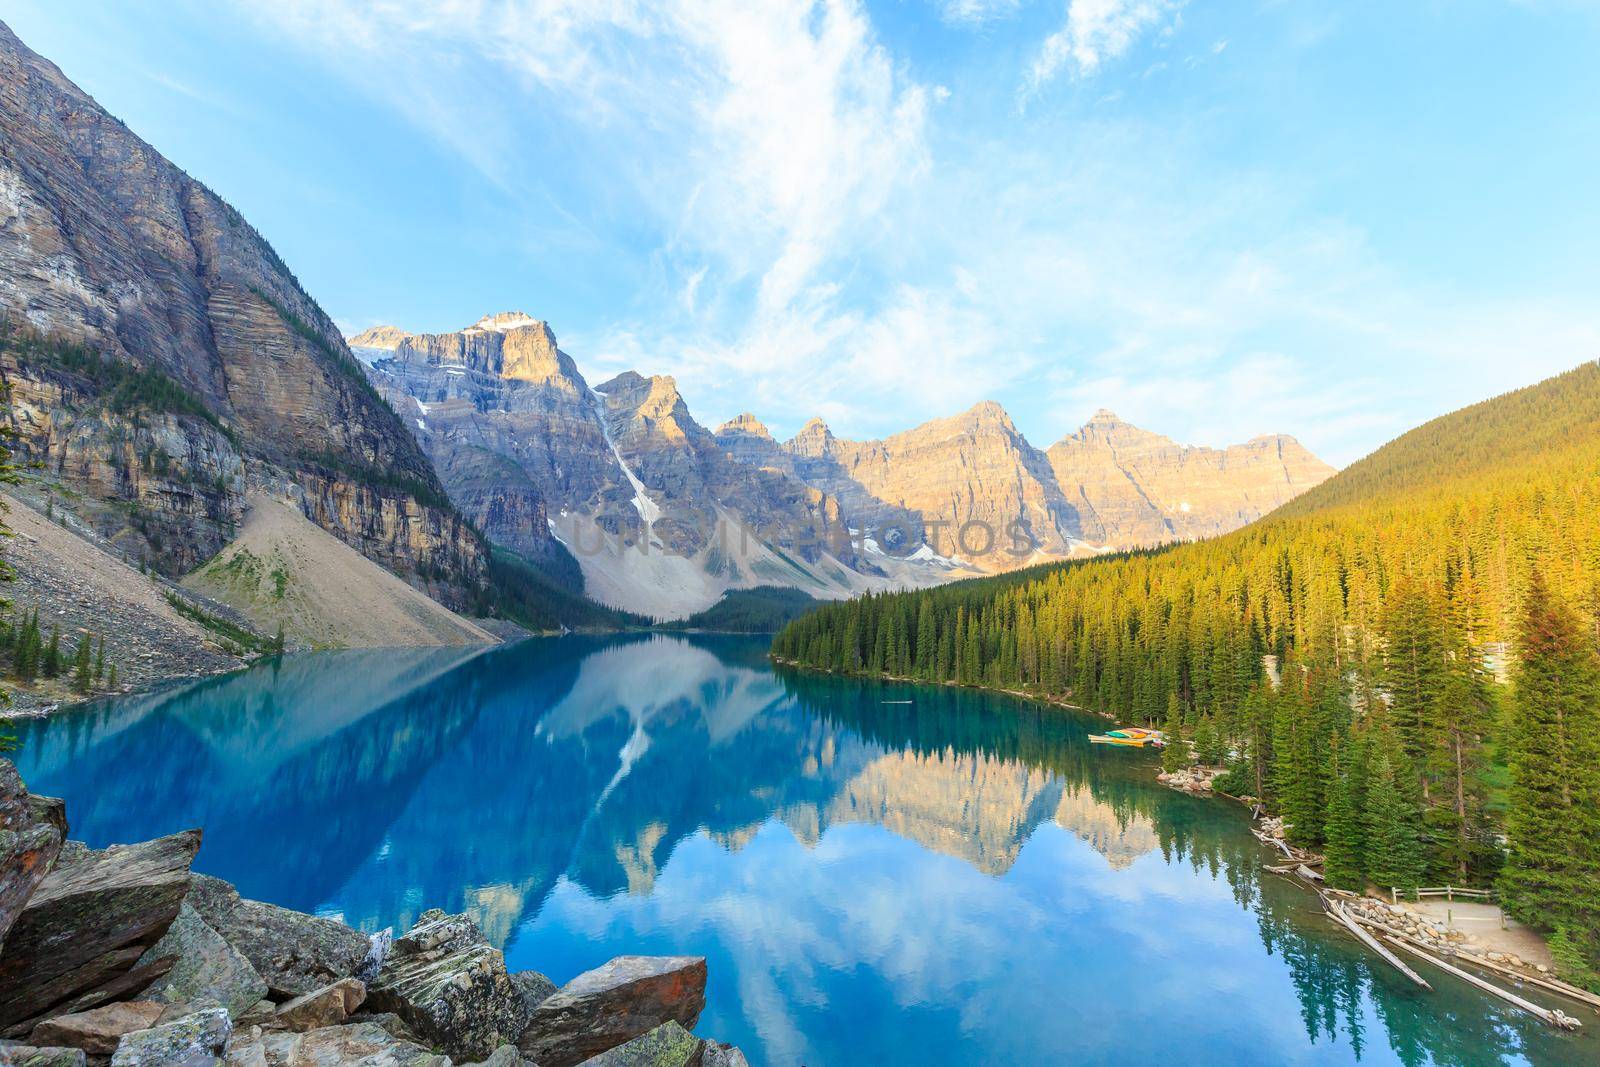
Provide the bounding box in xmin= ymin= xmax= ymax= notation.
xmin=0 ymin=759 xmax=748 ymax=1066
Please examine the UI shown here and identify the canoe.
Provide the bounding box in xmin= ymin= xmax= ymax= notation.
xmin=1088 ymin=728 xmax=1165 ymax=748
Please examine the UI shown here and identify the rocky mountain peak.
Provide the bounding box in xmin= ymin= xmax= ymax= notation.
xmin=347 ymin=324 xmax=407 ymax=351
xmin=785 ymin=417 xmax=836 ymax=458
xmin=716 ymin=413 xmax=772 ymax=440
xmin=467 ymin=311 xmax=544 ymax=333
xmin=958 ymin=400 xmax=1020 ymax=434
xmin=1088 ymin=408 xmax=1123 ymax=425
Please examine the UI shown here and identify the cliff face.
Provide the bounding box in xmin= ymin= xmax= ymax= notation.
xmin=780 ymin=403 xmax=1085 ymax=564
xmin=715 ymin=403 xmax=1335 ymax=571
xmin=364 ymin=317 xmax=868 ymax=618
xmin=357 ymin=314 xmax=623 ymax=574
xmin=1044 ymin=409 xmax=1336 ymax=546
xmin=0 ymin=20 xmax=480 ymax=597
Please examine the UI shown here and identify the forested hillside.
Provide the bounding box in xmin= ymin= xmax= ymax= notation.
xmin=774 ymin=359 xmax=1600 ymax=986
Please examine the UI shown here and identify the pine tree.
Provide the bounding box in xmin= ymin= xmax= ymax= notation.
xmin=71 ymin=634 xmax=93 ymax=693
xmin=1364 ymin=735 xmax=1426 ymax=894
xmin=93 ymin=637 xmax=105 ymax=685
xmin=1161 ymin=693 xmax=1187 ymax=774
xmin=1501 ymin=573 xmax=1600 ymax=981
xmin=1323 ymin=731 xmax=1370 ymax=891
xmin=42 ymin=625 xmax=61 ymax=678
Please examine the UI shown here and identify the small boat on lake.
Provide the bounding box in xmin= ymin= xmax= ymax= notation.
xmin=1089 ymin=728 xmax=1165 ymax=748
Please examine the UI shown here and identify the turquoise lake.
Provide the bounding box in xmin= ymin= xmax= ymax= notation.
xmin=13 ymin=634 xmax=1597 ymax=1066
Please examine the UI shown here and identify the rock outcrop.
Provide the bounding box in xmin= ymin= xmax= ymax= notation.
xmin=517 ymin=955 xmax=707 ymax=1067
xmin=0 ymin=760 xmax=62 ymax=952
xmin=134 ymin=904 xmax=267 ymax=1020
xmin=0 ymin=762 xmax=747 ymax=1067
xmin=184 ymin=875 xmax=370 ymax=998
xmin=366 ymin=910 xmax=527 ymax=1060
xmin=0 ymin=829 xmax=199 ymax=1034
xmin=0 ymin=20 xmax=482 ymax=604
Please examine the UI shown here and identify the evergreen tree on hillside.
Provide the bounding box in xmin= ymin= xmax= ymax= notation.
xmin=1323 ymin=732 xmax=1370 ymax=891
xmin=71 ymin=634 xmax=92 ymax=694
xmin=1161 ymin=694 xmax=1187 ymax=775
xmin=1502 ymin=574 xmax=1600 ymax=984
xmin=1364 ymin=733 xmax=1426 ymax=894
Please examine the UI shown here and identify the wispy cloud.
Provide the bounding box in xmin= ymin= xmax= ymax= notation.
xmin=1025 ymin=0 xmax=1183 ymax=97
xmin=220 ymin=0 xmax=1600 ymax=464
xmin=935 ymin=0 xmax=1025 ymax=26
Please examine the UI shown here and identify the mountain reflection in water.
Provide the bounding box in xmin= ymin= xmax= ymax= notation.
xmin=16 ymin=634 xmax=1595 ymax=1067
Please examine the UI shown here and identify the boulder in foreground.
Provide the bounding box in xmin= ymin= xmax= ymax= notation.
xmin=0 ymin=830 xmax=199 ymax=1033
xmin=222 ymin=1018 xmax=449 ymax=1066
xmin=0 ymin=1047 xmax=87 ymax=1067
xmin=136 ymin=903 xmax=268 ymax=1019
xmin=517 ymin=956 xmax=706 ymax=1067
xmin=185 ymin=875 xmax=368 ymax=998
xmin=367 ymin=910 xmax=527 ymax=1060
xmin=109 ymin=1004 xmax=229 ymax=1067
xmin=574 ymin=1020 xmax=702 ymax=1066
xmin=27 ymin=1000 xmax=163 ymax=1054
xmin=0 ymin=760 xmax=64 ymax=955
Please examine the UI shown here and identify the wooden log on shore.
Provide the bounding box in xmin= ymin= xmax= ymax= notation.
xmin=1433 ymin=943 xmax=1600 ymax=1013
xmin=1382 ymin=935 xmax=1582 ymax=1031
xmin=1327 ymin=902 xmax=1432 ymax=990
xmin=1342 ymin=907 xmax=1600 ymax=1013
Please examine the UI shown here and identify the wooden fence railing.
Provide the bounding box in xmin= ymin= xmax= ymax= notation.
xmin=1391 ymin=885 xmax=1496 ymax=904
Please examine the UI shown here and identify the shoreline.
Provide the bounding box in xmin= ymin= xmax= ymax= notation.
xmin=767 ymin=654 xmax=1119 ymax=720
xmin=769 ymin=653 xmax=1600 ymax=1022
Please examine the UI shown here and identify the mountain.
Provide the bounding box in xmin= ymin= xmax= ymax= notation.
xmin=360 ymin=311 xmax=1331 ymax=615
xmin=0 ymin=20 xmax=480 ymax=604
xmin=718 ymin=401 xmax=1332 ymax=568
xmin=361 ymin=315 xmax=908 ymax=619
xmin=1044 ymin=408 xmax=1334 ymax=545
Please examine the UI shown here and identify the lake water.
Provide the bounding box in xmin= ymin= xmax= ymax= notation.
xmin=13 ymin=634 xmax=1596 ymax=1066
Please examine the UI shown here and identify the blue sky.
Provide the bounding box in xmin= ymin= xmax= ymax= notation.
xmin=7 ymin=1 xmax=1599 ymax=464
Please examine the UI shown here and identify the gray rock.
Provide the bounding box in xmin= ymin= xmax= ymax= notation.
xmin=0 ymin=759 xmax=65 ymax=955
xmin=110 ymin=1005 xmax=230 ymax=1067
xmin=0 ymin=829 xmax=200 ymax=1033
xmin=517 ymin=956 xmax=707 ymax=1067
xmin=355 ymin=929 xmax=393 ymax=985
xmin=185 ymin=876 xmax=368 ymax=997
xmin=573 ymin=1022 xmax=701 ymax=1067
xmin=27 ymin=1001 xmax=163 ymax=1054
xmin=272 ymin=978 xmax=365 ymax=1032
xmin=461 ymin=1046 xmax=526 ymax=1067
xmin=367 ymin=911 xmax=527 ymax=1061
xmin=0 ymin=1046 xmax=87 ymax=1067
xmin=393 ymin=909 xmax=483 ymax=956
xmin=511 ymin=971 xmax=557 ymax=1013
xmin=223 ymin=1020 xmax=449 ymax=1066
xmin=136 ymin=904 xmax=268 ymax=1019
xmin=697 ymin=1041 xmax=750 ymax=1067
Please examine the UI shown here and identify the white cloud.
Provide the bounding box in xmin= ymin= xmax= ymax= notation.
xmin=225 ymin=0 xmax=1600 ymax=465
xmin=1026 ymin=0 xmax=1183 ymax=95
xmin=936 ymin=0 xmax=1025 ymax=26
xmin=234 ymin=0 xmax=931 ymax=326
